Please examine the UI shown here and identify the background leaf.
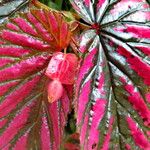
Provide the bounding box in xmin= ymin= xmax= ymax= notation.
xmin=0 ymin=9 xmax=72 ymax=149
xmin=0 ymin=0 xmax=29 ymax=24
xmin=39 ymin=0 xmax=73 ymax=11
xmin=71 ymin=0 xmax=150 ymax=149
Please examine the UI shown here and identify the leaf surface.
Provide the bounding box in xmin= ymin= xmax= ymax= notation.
xmin=0 ymin=0 xmax=29 ymax=24
xmin=0 ymin=9 xmax=72 ymax=149
xmin=64 ymin=133 xmax=80 ymax=150
xmin=70 ymin=0 xmax=150 ymax=149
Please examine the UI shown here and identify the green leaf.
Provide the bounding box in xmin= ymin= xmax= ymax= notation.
xmin=0 ymin=0 xmax=29 ymax=23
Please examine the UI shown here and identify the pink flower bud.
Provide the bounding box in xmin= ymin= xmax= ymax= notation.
xmin=47 ymin=80 xmax=63 ymax=103
xmin=45 ymin=52 xmax=78 ymax=85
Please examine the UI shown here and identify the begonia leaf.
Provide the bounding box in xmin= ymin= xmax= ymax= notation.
xmin=0 ymin=9 xmax=72 ymax=149
xmin=71 ymin=0 xmax=150 ymax=149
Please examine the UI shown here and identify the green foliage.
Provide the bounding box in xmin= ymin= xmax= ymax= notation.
xmin=39 ymin=0 xmax=72 ymax=10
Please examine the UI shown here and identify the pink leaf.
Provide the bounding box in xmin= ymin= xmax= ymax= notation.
xmin=0 ymin=9 xmax=71 ymax=149
xmin=71 ymin=0 xmax=150 ymax=149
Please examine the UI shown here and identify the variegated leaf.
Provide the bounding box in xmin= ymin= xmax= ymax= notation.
xmin=0 ymin=0 xmax=29 ymax=23
xmin=71 ymin=0 xmax=150 ymax=149
xmin=0 ymin=9 xmax=72 ymax=149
